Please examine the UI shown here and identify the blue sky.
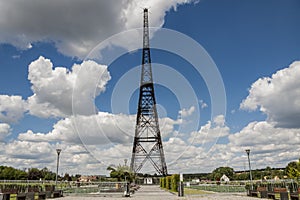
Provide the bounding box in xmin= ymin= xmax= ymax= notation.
xmin=0 ymin=0 xmax=300 ymax=175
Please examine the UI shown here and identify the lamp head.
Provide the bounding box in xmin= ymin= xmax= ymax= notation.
xmin=245 ymin=149 xmax=250 ymax=155
xmin=56 ymin=149 xmax=62 ymax=155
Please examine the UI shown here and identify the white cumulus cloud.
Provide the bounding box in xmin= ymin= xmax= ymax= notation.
xmin=5 ymin=140 xmax=53 ymax=160
xmin=0 ymin=95 xmax=27 ymax=123
xmin=240 ymin=61 xmax=300 ymax=128
xmin=27 ymin=56 xmax=111 ymax=118
xmin=0 ymin=123 xmax=11 ymax=141
xmin=19 ymin=112 xmax=134 ymax=145
xmin=18 ymin=111 xmax=180 ymax=146
xmin=229 ymin=120 xmax=300 ymax=168
xmin=189 ymin=115 xmax=230 ymax=145
xmin=229 ymin=121 xmax=300 ymax=149
xmin=0 ymin=0 xmax=196 ymax=58
xmin=179 ymin=106 xmax=195 ymax=118
xmin=16 ymin=110 xmax=182 ymax=174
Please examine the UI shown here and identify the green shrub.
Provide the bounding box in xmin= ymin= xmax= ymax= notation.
xmin=160 ymin=177 xmax=166 ymax=188
xmin=159 ymin=178 xmax=161 ymax=187
xmin=166 ymin=176 xmax=172 ymax=190
xmin=171 ymin=174 xmax=180 ymax=192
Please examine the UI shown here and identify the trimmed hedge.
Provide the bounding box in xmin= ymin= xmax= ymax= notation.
xmin=171 ymin=174 xmax=180 ymax=192
xmin=160 ymin=177 xmax=166 ymax=188
xmin=160 ymin=174 xmax=180 ymax=192
xmin=166 ymin=176 xmax=172 ymax=190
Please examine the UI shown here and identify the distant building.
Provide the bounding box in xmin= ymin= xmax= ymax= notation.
xmin=191 ymin=178 xmax=200 ymax=183
xmin=220 ymin=174 xmax=230 ymax=182
xmin=144 ymin=177 xmax=153 ymax=184
xmin=79 ymin=175 xmax=104 ymax=182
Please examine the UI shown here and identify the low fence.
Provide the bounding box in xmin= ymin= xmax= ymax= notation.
xmin=62 ymin=181 xmax=127 ymax=194
xmin=188 ymin=184 xmax=247 ymax=193
xmin=0 ymin=180 xmax=128 ymax=198
xmin=0 ymin=180 xmax=63 ymax=200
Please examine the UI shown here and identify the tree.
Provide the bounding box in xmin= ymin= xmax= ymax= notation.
xmin=0 ymin=166 xmax=26 ymax=180
xmin=15 ymin=170 xmax=27 ymax=180
xmin=211 ymin=167 xmax=234 ymax=181
xmin=107 ymin=164 xmax=135 ymax=182
xmin=72 ymin=174 xmax=81 ymax=181
xmin=1 ymin=167 xmax=16 ymax=180
xmin=0 ymin=165 xmax=59 ymax=180
xmin=286 ymin=159 xmax=300 ymax=179
xmin=63 ymin=173 xmax=72 ymax=181
xmin=264 ymin=166 xmax=272 ymax=179
xmin=28 ymin=168 xmax=42 ymax=180
xmin=44 ymin=172 xmax=56 ymax=180
xmin=40 ymin=167 xmax=54 ymax=180
xmin=234 ymin=172 xmax=249 ymax=180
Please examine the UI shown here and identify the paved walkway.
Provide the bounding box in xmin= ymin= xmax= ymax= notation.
xmin=61 ymin=185 xmax=255 ymax=200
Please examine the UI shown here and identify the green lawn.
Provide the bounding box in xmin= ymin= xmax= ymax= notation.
xmin=184 ymin=188 xmax=213 ymax=195
xmin=189 ymin=185 xmax=246 ymax=193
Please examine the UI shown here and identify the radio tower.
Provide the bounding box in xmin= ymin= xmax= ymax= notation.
xmin=130 ymin=8 xmax=168 ymax=176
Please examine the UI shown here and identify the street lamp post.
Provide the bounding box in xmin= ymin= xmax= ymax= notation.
xmin=55 ymin=149 xmax=62 ymax=186
xmin=245 ymin=149 xmax=253 ymax=190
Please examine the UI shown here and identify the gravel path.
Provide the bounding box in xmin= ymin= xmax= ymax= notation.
xmin=61 ymin=185 xmax=255 ymax=200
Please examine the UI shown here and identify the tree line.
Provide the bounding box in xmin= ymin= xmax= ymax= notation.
xmin=185 ymin=159 xmax=300 ymax=181
xmin=1 ymin=158 xmax=299 ymax=181
xmin=0 ymin=166 xmax=80 ymax=181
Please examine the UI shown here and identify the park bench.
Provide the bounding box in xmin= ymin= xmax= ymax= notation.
xmin=0 ymin=193 xmax=10 ymax=200
xmin=267 ymin=187 xmax=288 ymax=200
xmin=257 ymin=187 xmax=267 ymax=198
xmin=247 ymin=187 xmax=267 ymax=197
xmin=38 ymin=192 xmax=46 ymax=200
xmin=53 ymin=191 xmax=60 ymax=198
xmin=16 ymin=193 xmax=26 ymax=200
xmin=52 ymin=190 xmax=63 ymax=198
xmin=26 ymin=192 xmax=35 ymax=200
xmin=45 ymin=191 xmax=52 ymax=198
xmin=248 ymin=189 xmax=259 ymax=197
xmin=16 ymin=192 xmax=35 ymax=200
xmin=290 ymin=188 xmax=300 ymax=200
